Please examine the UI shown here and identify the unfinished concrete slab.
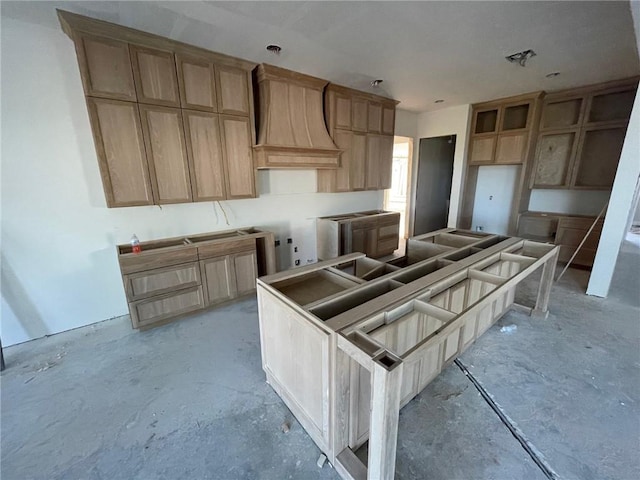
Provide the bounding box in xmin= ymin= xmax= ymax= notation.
xmin=1 ymin=238 xmax=638 ymax=479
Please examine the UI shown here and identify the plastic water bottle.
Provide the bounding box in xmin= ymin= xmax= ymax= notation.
xmin=130 ymin=234 xmax=141 ymax=254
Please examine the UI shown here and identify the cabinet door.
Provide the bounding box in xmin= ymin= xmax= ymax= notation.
xmin=183 ymin=110 xmax=226 ymax=201
xmin=368 ymin=102 xmax=382 ymax=133
xmin=531 ymin=131 xmax=577 ymax=188
xmin=74 ymin=33 xmax=136 ymax=101
xmin=350 ymin=133 xmax=367 ymax=191
xmin=378 ymin=135 xmax=394 ymax=189
xmin=139 ymin=105 xmax=192 ymax=203
xmin=216 ymin=65 xmax=251 ymax=116
xmin=366 ymin=134 xmax=381 ymax=190
xmin=220 ymin=115 xmax=255 ymax=198
xmin=495 ymin=132 xmax=527 ymax=164
xmin=234 ymin=250 xmax=258 ymax=296
xmin=572 ymin=126 xmax=626 ymax=188
xmin=130 ymin=45 xmax=180 ymax=107
xmin=382 ymin=105 xmax=395 ymax=135
xmin=176 ymin=54 xmax=217 ymax=111
xmin=334 ymin=130 xmax=352 ymax=191
xmin=469 ymin=136 xmax=496 ymax=164
xmin=86 ymin=98 xmax=154 ymax=207
xmin=352 ymin=97 xmax=368 ymax=132
xmin=334 ymin=94 xmax=352 ymax=130
xmin=130 ymin=286 xmax=204 ymax=328
xmin=201 ymin=256 xmax=236 ymax=305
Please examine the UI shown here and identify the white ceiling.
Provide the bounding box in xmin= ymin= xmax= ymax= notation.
xmin=4 ymin=1 xmax=639 ymax=112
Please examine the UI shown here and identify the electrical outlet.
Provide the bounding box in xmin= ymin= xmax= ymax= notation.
xmin=275 ymin=239 xmax=280 ymax=247
xmin=294 ymin=259 xmax=300 ymax=266
xmin=476 ymin=226 xmax=484 ymax=232
xmin=287 ymin=238 xmax=292 ymax=244
xmin=294 ymin=246 xmax=298 ymax=253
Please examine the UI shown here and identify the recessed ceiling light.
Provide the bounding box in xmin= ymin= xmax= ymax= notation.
xmin=546 ymin=72 xmax=561 ymax=78
xmin=434 ymin=99 xmax=445 ymax=104
xmin=371 ymin=79 xmax=383 ymax=87
xmin=266 ymin=44 xmax=282 ymax=55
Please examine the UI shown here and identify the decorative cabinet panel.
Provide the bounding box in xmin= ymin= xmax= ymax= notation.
xmin=183 ymin=110 xmax=226 ymax=201
xmin=176 ymin=54 xmax=217 ymax=111
xmin=319 ymin=84 xmax=398 ymax=192
xmin=74 ymin=33 xmax=137 ymax=101
xmin=220 ymin=115 xmax=255 ymax=198
xmin=130 ymin=45 xmax=180 ymax=107
xmin=469 ymin=137 xmax=495 ymax=164
xmin=59 ymin=10 xmax=257 ymax=208
xmin=86 ymin=98 xmax=154 ymax=207
xmin=495 ymin=132 xmax=527 ymax=164
xmin=530 ymin=80 xmax=637 ymax=190
xmin=117 ymin=228 xmax=276 ymax=329
xmin=216 ymin=65 xmax=251 ymax=116
xmin=139 ymin=105 xmax=192 ymax=204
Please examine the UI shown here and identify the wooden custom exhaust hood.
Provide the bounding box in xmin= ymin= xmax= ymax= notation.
xmin=253 ymin=64 xmax=341 ymax=169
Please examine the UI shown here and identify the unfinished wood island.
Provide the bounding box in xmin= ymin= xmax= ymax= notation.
xmin=257 ymin=228 xmax=559 ymax=479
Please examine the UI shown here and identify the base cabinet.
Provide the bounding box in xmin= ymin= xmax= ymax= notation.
xmin=118 ymin=228 xmax=275 ymax=329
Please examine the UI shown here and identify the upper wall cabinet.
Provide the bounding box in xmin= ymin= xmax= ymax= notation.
xmin=468 ymin=94 xmax=541 ymax=166
xmin=318 ymin=83 xmax=398 ymax=193
xmin=74 ymin=33 xmax=137 ymax=101
xmin=531 ymin=79 xmax=637 ymax=190
xmin=58 ymin=10 xmax=257 ymax=208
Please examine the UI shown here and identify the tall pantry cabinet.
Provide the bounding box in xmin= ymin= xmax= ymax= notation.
xmin=58 ymin=10 xmax=257 ymax=208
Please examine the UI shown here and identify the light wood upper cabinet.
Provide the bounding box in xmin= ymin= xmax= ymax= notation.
xmin=531 ymin=131 xmax=577 ymax=188
xmin=378 ymin=135 xmax=394 ymax=189
xmin=130 ymin=45 xmax=180 ymax=107
xmin=350 ymin=133 xmax=367 ymax=191
xmin=495 ymin=132 xmax=528 ymax=164
xmin=335 ymin=95 xmax=352 ymax=130
xmin=572 ymin=125 xmax=627 ymax=189
xmin=333 ymin=130 xmax=352 ymax=192
xmin=382 ymin=105 xmax=395 ymax=135
xmin=469 ymin=137 xmax=495 ymax=164
xmin=176 ymin=54 xmax=217 ymax=112
xmin=139 ymin=105 xmax=192 ymax=203
xmin=220 ymin=115 xmax=255 ymax=199
xmin=75 ymin=33 xmax=137 ymax=101
xmin=368 ymin=102 xmax=382 ymax=133
xmin=352 ymin=97 xmax=368 ymax=132
xmin=366 ymin=134 xmax=381 ymax=190
xmin=216 ymin=65 xmax=251 ymax=116
xmin=183 ymin=110 xmax=226 ymax=201
xmin=86 ymin=98 xmax=153 ymax=207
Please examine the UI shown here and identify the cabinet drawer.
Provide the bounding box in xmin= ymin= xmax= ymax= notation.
xmin=124 ymin=262 xmax=201 ymax=301
xmin=378 ymin=222 xmax=399 ymax=238
xmin=119 ymin=246 xmax=198 ymax=275
xmin=558 ymin=216 xmax=603 ymax=231
xmin=197 ymin=238 xmax=256 ymax=259
xmin=517 ymin=216 xmax=558 ymax=240
xmin=130 ymin=286 xmax=204 ymax=328
xmin=556 ymin=227 xmax=601 ymax=249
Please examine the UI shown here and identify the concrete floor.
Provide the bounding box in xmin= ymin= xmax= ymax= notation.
xmin=2 ymin=236 xmax=639 ymax=480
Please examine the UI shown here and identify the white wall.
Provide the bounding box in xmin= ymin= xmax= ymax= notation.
xmin=586 ymin=2 xmax=640 ymax=297
xmin=0 ymin=12 xmax=382 ymax=346
xmin=471 ymin=166 xmax=519 ymax=235
xmin=415 ymin=104 xmax=472 ymax=227
xmin=528 ymin=189 xmax=611 ymax=216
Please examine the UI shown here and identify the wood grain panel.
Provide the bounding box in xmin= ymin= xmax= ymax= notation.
xmin=220 ymin=115 xmax=255 ymax=198
xmin=131 ymin=286 xmax=204 ymax=328
xmin=216 ymin=65 xmax=250 ymax=116
xmin=495 ymin=132 xmax=527 ymax=164
xmin=201 ymin=256 xmax=236 ymax=305
xmin=176 ymin=54 xmax=216 ymax=111
xmin=532 ymin=132 xmax=576 ymax=187
xmin=366 ymin=134 xmax=381 ymax=190
xmin=368 ymin=102 xmax=382 ymax=133
xmin=183 ymin=110 xmax=226 ymax=201
xmin=139 ymin=105 xmax=192 ymax=203
xmin=352 ymin=98 xmax=368 ymax=132
xmin=126 ymin=262 xmax=200 ymax=301
xmin=378 ymin=135 xmax=394 ymax=189
xmin=130 ymin=45 xmax=180 ymax=106
xmin=382 ymin=106 xmax=395 ymax=135
xmin=542 ymin=99 xmax=582 ymax=129
xmin=86 ymin=98 xmax=153 ymax=207
xmin=350 ymin=133 xmax=367 ymax=190
xmin=234 ymin=250 xmax=258 ymax=295
xmin=335 ymin=95 xmax=352 ymax=130
xmin=469 ymin=136 xmax=495 ymax=163
xmin=75 ymin=33 xmax=136 ymax=100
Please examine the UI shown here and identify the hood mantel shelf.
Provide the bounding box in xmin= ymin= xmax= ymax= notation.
xmin=253 ymin=64 xmax=341 ymax=169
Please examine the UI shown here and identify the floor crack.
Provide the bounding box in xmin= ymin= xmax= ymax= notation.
xmin=454 ymin=358 xmax=561 ymax=480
